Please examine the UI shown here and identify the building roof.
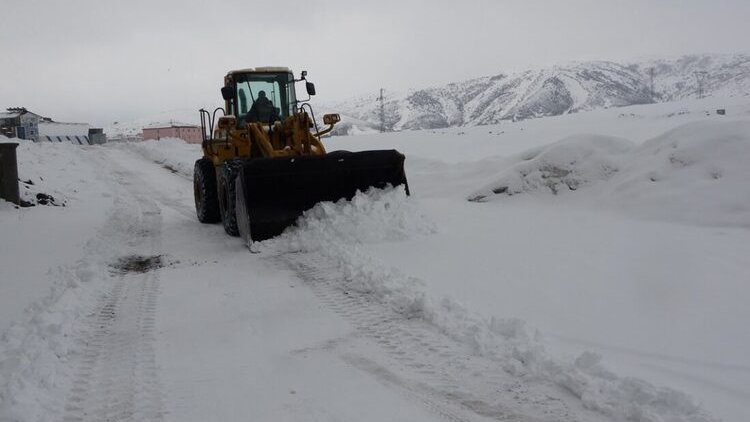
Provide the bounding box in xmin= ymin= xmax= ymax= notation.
xmin=1 ymin=108 xmax=45 ymax=120
xmin=0 ymin=111 xmax=21 ymax=119
xmin=143 ymin=121 xmax=199 ymax=129
xmin=38 ymin=121 xmax=88 ymax=126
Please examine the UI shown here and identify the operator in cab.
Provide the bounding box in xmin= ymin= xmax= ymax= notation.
xmin=247 ymin=90 xmax=278 ymax=123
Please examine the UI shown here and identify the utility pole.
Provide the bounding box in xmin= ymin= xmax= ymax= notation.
xmin=648 ymin=67 xmax=655 ymax=102
xmin=694 ymin=71 xmax=708 ymax=99
xmin=377 ymin=88 xmax=385 ymax=133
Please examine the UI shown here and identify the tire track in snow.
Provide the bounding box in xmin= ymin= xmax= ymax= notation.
xmin=275 ymin=254 xmax=582 ymax=422
xmin=62 ymin=161 xmax=164 ymax=422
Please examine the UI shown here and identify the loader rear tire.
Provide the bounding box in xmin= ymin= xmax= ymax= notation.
xmin=194 ymin=158 xmax=220 ymax=223
xmin=218 ymin=160 xmax=242 ymax=237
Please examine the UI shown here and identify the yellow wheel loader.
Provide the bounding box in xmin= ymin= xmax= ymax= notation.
xmin=194 ymin=67 xmax=409 ymax=243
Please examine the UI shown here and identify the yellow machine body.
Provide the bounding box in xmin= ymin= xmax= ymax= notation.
xmin=193 ymin=67 xmax=407 ymax=243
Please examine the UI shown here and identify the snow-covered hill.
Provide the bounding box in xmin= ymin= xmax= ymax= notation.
xmin=104 ymin=54 xmax=750 ymax=138
xmin=630 ymin=54 xmax=750 ymax=101
xmin=326 ymin=54 xmax=750 ymax=133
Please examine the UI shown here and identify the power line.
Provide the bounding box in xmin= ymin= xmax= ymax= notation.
xmin=694 ymin=71 xmax=708 ymax=99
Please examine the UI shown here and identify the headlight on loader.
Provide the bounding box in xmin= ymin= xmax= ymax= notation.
xmin=323 ymin=114 xmax=341 ymax=125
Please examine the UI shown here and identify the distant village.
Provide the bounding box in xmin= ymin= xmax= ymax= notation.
xmin=0 ymin=107 xmax=202 ymax=144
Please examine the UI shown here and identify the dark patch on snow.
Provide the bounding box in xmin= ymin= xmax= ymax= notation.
xmin=16 ymin=192 xmax=66 ymax=208
xmin=162 ymin=164 xmax=179 ymax=173
xmin=36 ymin=193 xmax=57 ymax=205
xmin=110 ymin=254 xmax=163 ymax=275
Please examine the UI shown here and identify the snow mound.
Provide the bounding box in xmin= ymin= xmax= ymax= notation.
xmin=0 ymin=265 xmax=102 ymax=422
xmin=470 ymin=120 xmax=750 ymax=227
xmin=0 ymin=136 xmax=93 ymax=208
xmin=262 ymin=187 xmax=713 ymax=422
xmin=268 ymin=186 xmax=436 ymax=248
xmin=468 ymin=134 xmax=633 ymax=200
xmin=607 ymin=120 xmax=750 ymax=227
xmin=262 ymin=187 xmax=437 ymax=317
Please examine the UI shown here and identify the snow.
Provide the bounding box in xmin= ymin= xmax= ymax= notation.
xmin=2 ymin=97 xmax=750 ymax=421
xmin=469 ymin=120 xmax=750 ymax=227
xmin=260 ymin=188 xmax=713 ymax=421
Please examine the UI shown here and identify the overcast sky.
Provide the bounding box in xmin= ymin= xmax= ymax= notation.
xmin=2 ymin=0 xmax=749 ymax=126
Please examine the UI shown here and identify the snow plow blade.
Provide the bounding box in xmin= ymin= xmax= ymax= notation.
xmin=235 ymin=149 xmax=408 ymax=243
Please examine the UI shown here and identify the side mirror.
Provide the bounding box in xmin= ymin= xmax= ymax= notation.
xmin=323 ymin=113 xmax=340 ymax=125
xmin=306 ymin=82 xmax=316 ymax=96
xmin=221 ymin=86 xmax=235 ymax=101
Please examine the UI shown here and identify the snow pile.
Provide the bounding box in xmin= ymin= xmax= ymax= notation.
xmin=606 ymin=120 xmax=750 ymax=227
xmin=262 ymin=186 xmax=435 ymax=315
xmin=271 ymin=186 xmax=436 ymax=247
xmin=0 ymin=137 xmax=114 ymax=421
xmin=0 ymin=135 xmax=74 ymax=208
xmin=262 ymin=187 xmax=713 ymax=422
xmin=119 ymin=138 xmax=200 ymax=178
xmin=469 ymin=120 xmax=750 ymax=227
xmin=0 ymin=263 xmax=105 ymax=422
xmin=468 ymin=134 xmax=633 ymax=200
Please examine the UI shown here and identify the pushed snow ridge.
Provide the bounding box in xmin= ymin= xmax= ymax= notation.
xmin=469 ymin=120 xmax=750 ymax=228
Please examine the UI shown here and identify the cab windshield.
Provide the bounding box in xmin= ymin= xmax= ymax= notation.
xmin=234 ymin=72 xmax=297 ymax=124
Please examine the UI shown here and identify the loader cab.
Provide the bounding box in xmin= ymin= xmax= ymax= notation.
xmin=224 ymin=69 xmax=298 ymax=127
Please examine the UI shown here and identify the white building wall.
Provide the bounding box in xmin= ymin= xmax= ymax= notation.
xmin=38 ymin=122 xmax=89 ymax=137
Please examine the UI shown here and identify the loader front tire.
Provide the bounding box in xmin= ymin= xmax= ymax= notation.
xmin=218 ymin=160 xmax=241 ymax=237
xmin=194 ymin=158 xmax=220 ymax=223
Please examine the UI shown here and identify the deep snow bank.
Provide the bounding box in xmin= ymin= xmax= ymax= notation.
xmin=0 ymin=135 xmax=77 ymax=207
xmin=468 ymin=134 xmax=634 ymax=199
xmin=469 ymin=120 xmax=750 ymax=227
xmin=261 ymin=188 xmax=714 ymax=422
xmin=0 ymin=137 xmax=113 ymax=421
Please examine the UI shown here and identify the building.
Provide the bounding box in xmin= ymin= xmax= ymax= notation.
xmin=142 ymin=122 xmax=202 ymax=144
xmin=0 ymin=107 xmax=94 ymax=144
xmin=0 ymin=108 xmax=43 ymax=140
xmin=88 ymin=128 xmax=107 ymax=144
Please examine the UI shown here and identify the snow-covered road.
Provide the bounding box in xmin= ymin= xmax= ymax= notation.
xmin=98 ymin=146 xmax=606 ymax=421
xmin=71 ymin=146 xmax=587 ymax=422
xmin=61 ymin=151 xmax=165 ymax=421
xmin=82 ymin=147 xmax=451 ymax=421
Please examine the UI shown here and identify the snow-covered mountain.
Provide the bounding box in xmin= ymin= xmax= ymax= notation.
xmin=628 ymin=54 xmax=750 ymax=101
xmin=325 ymin=54 xmax=750 ymax=133
xmin=104 ymin=54 xmax=750 ymax=138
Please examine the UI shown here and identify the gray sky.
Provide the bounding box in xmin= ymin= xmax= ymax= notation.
xmin=2 ymin=0 xmax=749 ymax=126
